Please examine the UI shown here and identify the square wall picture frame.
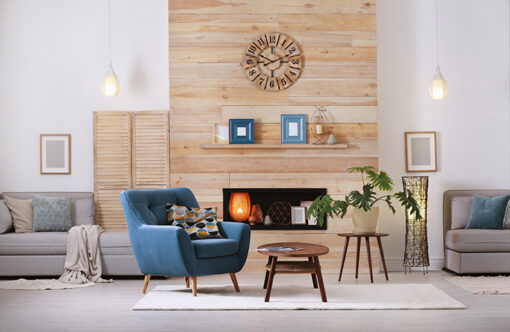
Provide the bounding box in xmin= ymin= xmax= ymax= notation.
xmin=281 ymin=114 xmax=306 ymax=144
xmin=405 ymin=131 xmax=437 ymax=172
xmin=229 ymin=119 xmax=254 ymax=144
xmin=213 ymin=123 xmax=229 ymax=144
xmin=40 ymin=134 xmax=71 ymax=174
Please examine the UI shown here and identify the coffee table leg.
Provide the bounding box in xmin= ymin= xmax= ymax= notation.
xmin=365 ymin=236 xmax=374 ymax=283
xmin=264 ymin=256 xmax=278 ymax=302
xmin=263 ymin=256 xmax=273 ymax=289
xmin=355 ymin=236 xmax=361 ymax=279
xmin=338 ymin=236 xmax=350 ymax=282
xmin=312 ymin=256 xmax=327 ymax=302
xmin=377 ymin=236 xmax=389 ymax=281
xmin=308 ymin=257 xmax=318 ymax=288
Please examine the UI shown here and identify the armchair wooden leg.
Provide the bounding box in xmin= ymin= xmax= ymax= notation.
xmin=185 ymin=277 xmax=190 ymax=288
xmin=142 ymin=274 xmax=151 ymax=294
xmin=230 ymin=273 xmax=241 ymax=292
xmin=191 ymin=277 xmax=197 ymax=296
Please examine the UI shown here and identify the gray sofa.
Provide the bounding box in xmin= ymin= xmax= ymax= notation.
xmin=443 ymin=190 xmax=510 ymax=274
xmin=0 ymin=192 xmax=141 ymax=276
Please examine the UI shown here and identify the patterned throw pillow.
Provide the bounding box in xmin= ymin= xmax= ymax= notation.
xmin=166 ymin=204 xmax=222 ymax=240
xmin=32 ymin=195 xmax=72 ymax=232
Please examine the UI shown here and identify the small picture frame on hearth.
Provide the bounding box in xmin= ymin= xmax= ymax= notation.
xmin=300 ymin=200 xmax=317 ymax=225
xmin=213 ymin=123 xmax=229 ymax=144
xmin=291 ymin=206 xmax=306 ymax=225
xmin=281 ymin=114 xmax=306 ymax=144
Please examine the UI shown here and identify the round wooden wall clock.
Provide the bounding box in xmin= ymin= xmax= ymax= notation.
xmin=241 ymin=32 xmax=303 ymax=91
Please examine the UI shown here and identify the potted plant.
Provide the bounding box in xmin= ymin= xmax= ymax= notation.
xmin=306 ymin=166 xmax=422 ymax=233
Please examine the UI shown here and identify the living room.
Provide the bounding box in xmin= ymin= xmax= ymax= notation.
xmin=0 ymin=0 xmax=509 ymax=331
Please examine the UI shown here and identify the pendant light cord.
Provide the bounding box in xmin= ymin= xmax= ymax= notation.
xmin=107 ymin=0 xmax=112 ymax=65
xmin=435 ymin=0 xmax=439 ymax=66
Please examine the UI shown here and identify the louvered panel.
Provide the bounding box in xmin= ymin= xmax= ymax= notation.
xmin=93 ymin=112 xmax=132 ymax=229
xmin=132 ymin=111 xmax=170 ymax=189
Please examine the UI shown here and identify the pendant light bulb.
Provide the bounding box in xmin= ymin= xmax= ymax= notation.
xmin=101 ymin=63 xmax=119 ymax=96
xmin=101 ymin=0 xmax=119 ymax=96
xmin=429 ymin=65 xmax=448 ymax=100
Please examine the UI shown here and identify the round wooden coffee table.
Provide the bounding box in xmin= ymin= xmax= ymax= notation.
xmin=257 ymin=242 xmax=329 ymax=302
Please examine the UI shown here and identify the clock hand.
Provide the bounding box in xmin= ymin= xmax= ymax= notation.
xmin=263 ymin=55 xmax=289 ymax=66
xmin=259 ymin=54 xmax=273 ymax=62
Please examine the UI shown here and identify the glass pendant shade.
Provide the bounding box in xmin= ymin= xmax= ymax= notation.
xmin=101 ymin=64 xmax=119 ymax=96
xmin=429 ymin=66 xmax=448 ymax=100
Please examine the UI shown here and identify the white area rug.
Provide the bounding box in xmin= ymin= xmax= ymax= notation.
xmin=0 ymin=278 xmax=96 ymax=290
xmin=133 ymin=283 xmax=465 ymax=310
xmin=443 ymin=276 xmax=510 ymax=295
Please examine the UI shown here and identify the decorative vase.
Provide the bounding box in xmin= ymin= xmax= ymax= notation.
xmin=352 ymin=207 xmax=379 ymax=234
xmin=327 ymin=134 xmax=337 ymax=145
xmin=263 ymin=215 xmax=273 ymax=226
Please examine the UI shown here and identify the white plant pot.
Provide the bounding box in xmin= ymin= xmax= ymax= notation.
xmin=352 ymin=207 xmax=379 ymax=234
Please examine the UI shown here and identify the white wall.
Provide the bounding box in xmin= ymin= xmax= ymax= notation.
xmin=0 ymin=0 xmax=169 ymax=191
xmin=377 ymin=0 xmax=510 ymax=270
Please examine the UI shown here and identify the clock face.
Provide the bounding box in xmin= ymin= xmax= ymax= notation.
xmin=241 ymin=32 xmax=303 ymax=91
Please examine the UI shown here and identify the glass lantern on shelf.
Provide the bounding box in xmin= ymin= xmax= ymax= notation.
xmin=311 ymin=106 xmax=329 ymax=145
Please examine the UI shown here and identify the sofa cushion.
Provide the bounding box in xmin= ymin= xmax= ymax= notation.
xmin=0 ymin=232 xmax=67 ymax=255
xmin=465 ymin=195 xmax=510 ymax=230
xmin=192 ymin=238 xmax=239 ymax=258
xmin=0 ymin=200 xmax=13 ymax=234
xmin=3 ymin=196 xmax=33 ymax=233
xmin=32 ymin=196 xmax=72 ymax=232
xmin=99 ymin=230 xmax=134 ymax=255
xmin=446 ymin=229 xmax=510 ymax=252
xmin=1 ymin=192 xmax=94 ymax=226
xmin=451 ymin=196 xmax=473 ymax=229
xmin=504 ymin=200 xmax=510 ymax=229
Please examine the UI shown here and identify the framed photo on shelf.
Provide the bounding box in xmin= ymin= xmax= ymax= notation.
xmin=405 ymin=131 xmax=437 ymax=172
xmin=229 ymin=119 xmax=254 ymax=144
xmin=281 ymin=114 xmax=306 ymax=144
xmin=40 ymin=134 xmax=71 ymax=174
xmin=291 ymin=206 xmax=306 ymax=225
xmin=213 ymin=123 xmax=229 ymax=144
xmin=300 ymin=200 xmax=317 ymax=225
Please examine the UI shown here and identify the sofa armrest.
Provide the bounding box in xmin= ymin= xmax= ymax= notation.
xmin=132 ymin=225 xmax=197 ymax=276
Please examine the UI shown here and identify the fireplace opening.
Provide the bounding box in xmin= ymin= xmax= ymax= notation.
xmin=222 ymin=188 xmax=327 ymax=230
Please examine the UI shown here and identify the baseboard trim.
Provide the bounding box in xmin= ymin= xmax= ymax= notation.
xmin=382 ymin=258 xmax=444 ymax=272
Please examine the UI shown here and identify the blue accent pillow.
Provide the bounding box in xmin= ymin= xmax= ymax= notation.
xmin=32 ymin=196 xmax=72 ymax=232
xmin=465 ymin=195 xmax=510 ymax=230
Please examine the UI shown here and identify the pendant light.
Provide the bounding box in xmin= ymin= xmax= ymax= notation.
xmin=101 ymin=0 xmax=119 ymax=96
xmin=429 ymin=0 xmax=447 ymax=100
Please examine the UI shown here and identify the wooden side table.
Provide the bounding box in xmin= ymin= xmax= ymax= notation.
xmin=337 ymin=233 xmax=389 ymax=283
xmin=257 ymin=242 xmax=329 ymax=302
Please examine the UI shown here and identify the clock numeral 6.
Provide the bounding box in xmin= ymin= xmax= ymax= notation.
xmin=269 ymin=81 xmax=275 ymax=88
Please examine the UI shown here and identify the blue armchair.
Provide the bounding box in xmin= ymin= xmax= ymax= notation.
xmin=120 ymin=188 xmax=251 ymax=295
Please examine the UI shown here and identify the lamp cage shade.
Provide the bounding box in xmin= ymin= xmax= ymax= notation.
xmin=229 ymin=193 xmax=251 ymax=222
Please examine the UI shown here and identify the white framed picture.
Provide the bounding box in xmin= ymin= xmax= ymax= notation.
xmin=40 ymin=134 xmax=71 ymax=174
xmin=405 ymin=131 xmax=437 ymax=172
xmin=300 ymin=201 xmax=317 ymax=225
xmin=291 ymin=206 xmax=307 ymax=225
xmin=213 ymin=123 xmax=229 ymax=144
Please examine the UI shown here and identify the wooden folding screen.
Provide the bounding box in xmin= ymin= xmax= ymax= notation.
xmin=93 ymin=111 xmax=170 ymax=229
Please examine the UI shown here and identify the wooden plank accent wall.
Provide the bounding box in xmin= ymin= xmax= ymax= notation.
xmin=169 ymin=0 xmax=379 ymax=273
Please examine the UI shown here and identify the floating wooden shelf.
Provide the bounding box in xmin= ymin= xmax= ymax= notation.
xmin=200 ymin=144 xmax=348 ymax=149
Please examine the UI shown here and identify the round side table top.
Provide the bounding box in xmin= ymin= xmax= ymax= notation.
xmin=337 ymin=232 xmax=389 ymax=238
xmin=257 ymin=242 xmax=329 ymax=257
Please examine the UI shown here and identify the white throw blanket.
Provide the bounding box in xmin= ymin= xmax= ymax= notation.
xmin=59 ymin=225 xmax=112 ymax=284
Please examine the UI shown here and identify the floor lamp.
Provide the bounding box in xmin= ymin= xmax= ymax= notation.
xmin=402 ymin=176 xmax=430 ymax=273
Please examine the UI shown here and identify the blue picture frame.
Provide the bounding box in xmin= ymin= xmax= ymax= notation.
xmin=229 ymin=119 xmax=254 ymax=144
xmin=281 ymin=114 xmax=306 ymax=144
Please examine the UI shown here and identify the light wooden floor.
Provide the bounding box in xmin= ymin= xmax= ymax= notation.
xmin=0 ymin=271 xmax=509 ymax=332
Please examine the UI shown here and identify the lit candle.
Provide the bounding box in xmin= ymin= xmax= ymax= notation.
xmin=316 ymin=124 xmax=323 ymax=135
